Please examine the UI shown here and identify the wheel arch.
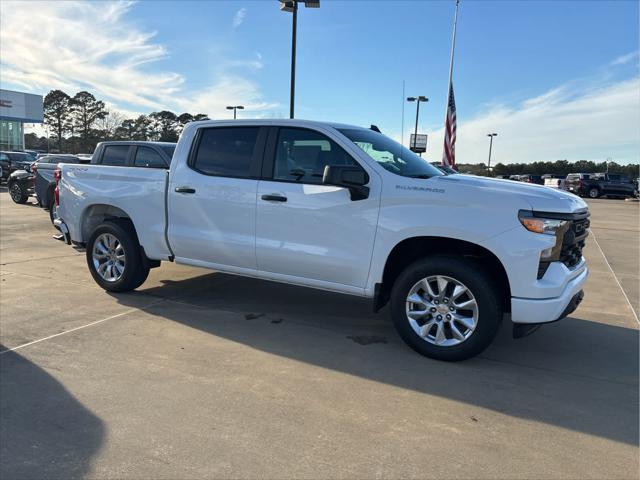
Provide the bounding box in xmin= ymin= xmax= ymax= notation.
xmin=374 ymin=236 xmax=511 ymax=313
xmin=81 ymin=204 xmax=160 ymax=269
xmin=81 ymin=204 xmax=134 ymax=244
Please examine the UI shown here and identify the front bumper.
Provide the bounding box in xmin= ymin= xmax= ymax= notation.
xmin=511 ymin=264 xmax=588 ymax=324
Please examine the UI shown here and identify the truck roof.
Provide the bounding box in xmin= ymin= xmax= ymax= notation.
xmin=186 ymin=118 xmax=368 ymax=132
xmin=96 ymin=141 xmax=177 ymax=147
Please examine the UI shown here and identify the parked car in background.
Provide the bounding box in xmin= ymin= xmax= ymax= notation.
xmin=566 ymin=172 xmax=636 ymax=198
xmin=56 ymin=119 xmax=590 ymax=362
xmin=430 ymin=162 xmax=458 ymax=175
xmin=33 ymin=154 xmax=90 ymax=223
xmin=518 ymin=174 xmax=544 ymax=185
xmin=0 ymin=151 xmax=33 ymax=179
xmin=91 ymin=141 xmax=175 ymax=168
xmin=508 ymin=174 xmax=521 ymax=181
xmin=543 ymin=175 xmax=566 ymax=190
xmin=7 ymin=168 xmax=35 ymax=204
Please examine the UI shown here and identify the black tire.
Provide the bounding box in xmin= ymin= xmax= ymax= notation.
xmin=8 ymin=181 xmax=28 ymax=204
xmin=86 ymin=220 xmax=150 ymax=292
xmin=390 ymin=256 xmax=502 ymax=362
xmin=588 ymin=187 xmax=600 ymax=199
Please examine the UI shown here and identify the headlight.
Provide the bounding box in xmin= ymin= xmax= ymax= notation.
xmin=518 ymin=211 xmax=568 ymax=235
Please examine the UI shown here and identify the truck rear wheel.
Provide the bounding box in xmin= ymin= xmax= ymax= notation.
xmin=390 ymin=256 xmax=502 ymax=361
xmin=588 ymin=187 xmax=600 ymax=198
xmin=86 ymin=221 xmax=150 ymax=292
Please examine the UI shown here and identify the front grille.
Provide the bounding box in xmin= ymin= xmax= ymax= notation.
xmin=559 ymin=215 xmax=590 ymax=268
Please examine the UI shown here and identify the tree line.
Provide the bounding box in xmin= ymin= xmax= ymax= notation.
xmin=28 ymin=89 xmax=209 ymax=153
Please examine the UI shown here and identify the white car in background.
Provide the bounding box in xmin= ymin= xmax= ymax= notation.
xmin=544 ymin=175 xmax=566 ymax=190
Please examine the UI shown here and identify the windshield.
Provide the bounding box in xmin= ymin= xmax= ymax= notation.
xmin=338 ymin=128 xmax=444 ymax=179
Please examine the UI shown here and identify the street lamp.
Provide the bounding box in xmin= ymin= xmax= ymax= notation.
xmin=407 ymin=96 xmax=428 ymax=155
xmin=226 ymin=105 xmax=244 ymax=119
xmin=279 ymin=0 xmax=320 ymax=119
xmin=487 ymin=133 xmax=498 ymax=175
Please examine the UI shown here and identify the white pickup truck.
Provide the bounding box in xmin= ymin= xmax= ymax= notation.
xmin=56 ymin=120 xmax=589 ymax=361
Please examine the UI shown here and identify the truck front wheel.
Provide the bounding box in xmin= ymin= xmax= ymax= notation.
xmin=86 ymin=221 xmax=150 ymax=292
xmin=390 ymin=256 xmax=502 ymax=361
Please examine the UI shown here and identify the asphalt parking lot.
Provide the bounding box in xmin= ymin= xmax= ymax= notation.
xmin=1 ymin=189 xmax=638 ymax=479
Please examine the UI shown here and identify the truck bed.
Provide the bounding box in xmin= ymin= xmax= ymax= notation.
xmin=58 ymin=164 xmax=171 ymax=260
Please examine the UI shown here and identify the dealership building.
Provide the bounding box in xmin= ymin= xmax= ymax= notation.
xmin=0 ymin=89 xmax=44 ymax=151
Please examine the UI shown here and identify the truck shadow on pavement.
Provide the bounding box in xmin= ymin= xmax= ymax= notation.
xmin=0 ymin=347 xmax=105 ymax=479
xmin=115 ymin=271 xmax=638 ymax=447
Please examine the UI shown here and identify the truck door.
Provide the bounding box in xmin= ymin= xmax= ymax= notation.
xmin=167 ymin=126 xmax=267 ymax=269
xmin=255 ymin=127 xmax=380 ymax=290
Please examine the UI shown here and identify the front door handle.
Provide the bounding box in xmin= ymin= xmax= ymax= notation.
xmin=261 ymin=194 xmax=287 ymax=202
xmin=175 ymin=186 xmax=196 ymax=194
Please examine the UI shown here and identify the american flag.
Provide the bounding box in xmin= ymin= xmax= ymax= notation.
xmin=442 ymin=83 xmax=457 ymax=168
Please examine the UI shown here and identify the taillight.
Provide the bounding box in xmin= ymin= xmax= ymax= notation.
xmin=53 ymin=169 xmax=61 ymax=206
xmin=31 ymin=163 xmax=37 ymax=175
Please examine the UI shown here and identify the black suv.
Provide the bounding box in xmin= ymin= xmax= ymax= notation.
xmin=1 ymin=151 xmax=34 ymax=181
xmin=566 ymin=172 xmax=636 ymax=198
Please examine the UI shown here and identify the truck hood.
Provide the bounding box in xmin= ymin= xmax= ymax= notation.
xmin=436 ymin=174 xmax=588 ymax=213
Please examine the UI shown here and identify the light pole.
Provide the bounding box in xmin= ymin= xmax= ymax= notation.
xmin=407 ymin=96 xmax=428 ymax=155
xmin=226 ymin=105 xmax=244 ymax=119
xmin=279 ymin=0 xmax=320 ymax=119
xmin=487 ymin=133 xmax=498 ymax=175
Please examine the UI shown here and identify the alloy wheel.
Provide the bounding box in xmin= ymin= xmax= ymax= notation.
xmin=92 ymin=233 xmax=126 ymax=282
xmin=405 ymin=275 xmax=479 ymax=347
xmin=9 ymin=184 xmax=22 ymax=202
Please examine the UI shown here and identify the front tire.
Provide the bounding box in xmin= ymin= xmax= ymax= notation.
xmin=9 ymin=182 xmax=28 ymax=204
xmin=390 ymin=256 xmax=502 ymax=361
xmin=86 ymin=221 xmax=150 ymax=292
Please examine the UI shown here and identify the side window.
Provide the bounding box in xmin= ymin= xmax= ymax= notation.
xmin=273 ymin=128 xmax=358 ymax=184
xmin=101 ymin=146 xmax=130 ymax=166
xmin=192 ymin=127 xmax=259 ymax=177
xmin=134 ymin=147 xmax=167 ymax=168
xmin=608 ymin=174 xmax=620 ymax=181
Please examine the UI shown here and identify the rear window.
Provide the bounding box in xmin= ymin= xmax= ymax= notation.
xmin=134 ymin=147 xmax=167 ymax=168
xmin=192 ymin=127 xmax=259 ymax=177
xmin=160 ymin=145 xmax=176 ymax=161
xmin=101 ymin=146 xmax=130 ymax=166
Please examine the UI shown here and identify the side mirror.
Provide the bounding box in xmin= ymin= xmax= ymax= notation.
xmin=322 ymin=165 xmax=370 ymax=201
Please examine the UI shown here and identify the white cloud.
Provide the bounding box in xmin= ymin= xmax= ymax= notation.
xmin=611 ymin=51 xmax=639 ymax=66
xmin=1 ymin=1 xmax=276 ymax=120
xmin=232 ymin=8 xmax=247 ymax=29
xmin=396 ymin=76 xmax=640 ymax=165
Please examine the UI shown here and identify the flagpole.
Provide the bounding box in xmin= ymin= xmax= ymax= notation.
xmin=442 ymin=0 xmax=460 ymax=166
xmin=446 ymin=0 xmax=460 ymax=96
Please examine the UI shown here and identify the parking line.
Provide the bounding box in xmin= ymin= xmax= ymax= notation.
xmin=0 ymin=299 xmax=165 ymax=355
xmin=589 ymin=228 xmax=639 ymax=325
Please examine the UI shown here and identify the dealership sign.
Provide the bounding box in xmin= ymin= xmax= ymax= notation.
xmin=0 ymin=89 xmax=44 ymax=123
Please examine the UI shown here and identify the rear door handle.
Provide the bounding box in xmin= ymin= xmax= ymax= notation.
xmin=175 ymin=187 xmax=196 ymax=194
xmin=261 ymin=194 xmax=287 ymax=202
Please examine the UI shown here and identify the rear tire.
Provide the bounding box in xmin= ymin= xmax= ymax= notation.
xmin=9 ymin=182 xmax=28 ymax=204
xmin=390 ymin=256 xmax=502 ymax=362
xmin=86 ymin=220 xmax=150 ymax=292
xmin=588 ymin=187 xmax=600 ymax=198
xmin=48 ymin=195 xmax=59 ymax=227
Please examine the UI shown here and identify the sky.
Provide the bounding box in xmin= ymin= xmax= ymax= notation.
xmin=1 ymin=0 xmax=638 ymax=165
